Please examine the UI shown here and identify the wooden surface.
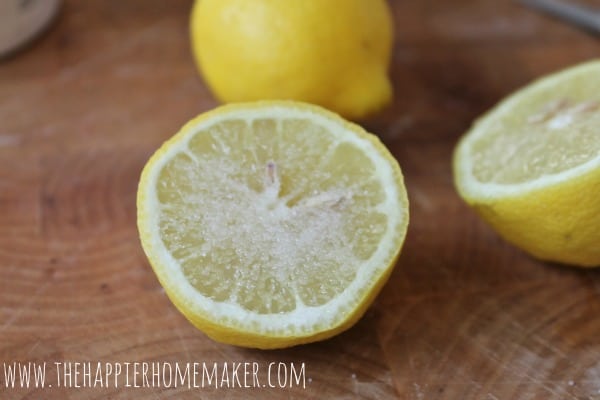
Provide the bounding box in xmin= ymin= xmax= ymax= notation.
xmin=1 ymin=1 xmax=599 ymax=398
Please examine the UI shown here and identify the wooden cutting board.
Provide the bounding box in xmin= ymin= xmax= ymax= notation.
xmin=0 ymin=0 xmax=599 ymax=398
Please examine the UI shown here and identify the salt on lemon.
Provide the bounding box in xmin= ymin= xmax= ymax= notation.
xmin=454 ymin=60 xmax=600 ymax=267
xmin=137 ymin=101 xmax=409 ymax=348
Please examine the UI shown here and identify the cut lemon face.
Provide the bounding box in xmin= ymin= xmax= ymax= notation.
xmin=137 ymin=101 xmax=409 ymax=348
xmin=454 ymin=59 xmax=600 ymax=267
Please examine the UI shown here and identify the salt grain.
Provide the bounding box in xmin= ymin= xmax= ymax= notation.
xmin=158 ymin=126 xmax=382 ymax=312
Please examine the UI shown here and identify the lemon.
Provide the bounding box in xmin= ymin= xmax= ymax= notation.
xmin=453 ymin=60 xmax=600 ymax=267
xmin=189 ymin=0 xmax=393 ymax=120
xmin=137 ymin=101 xmax=409 ymax=348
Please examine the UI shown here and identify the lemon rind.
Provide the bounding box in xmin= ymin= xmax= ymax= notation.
xmin=137 ymin=101 xmax=409 ymax=344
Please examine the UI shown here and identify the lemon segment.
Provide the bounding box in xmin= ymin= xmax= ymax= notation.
xmin=454 ymin=60 xmax=600 ymax=267
xmin=137 ymin=101 xmax=409 ymax=348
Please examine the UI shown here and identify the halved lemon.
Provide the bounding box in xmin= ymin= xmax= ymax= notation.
xmin=137 ymin=101 xmax=409 ymax=348
xmin=454 ymin=60 xmax=600 ymax=267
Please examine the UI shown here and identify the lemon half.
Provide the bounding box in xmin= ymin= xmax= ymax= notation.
xmin=454 ymin=60 xmax=600 ymax=267
xmin=137 ymin=101 xmax=409 ymax=348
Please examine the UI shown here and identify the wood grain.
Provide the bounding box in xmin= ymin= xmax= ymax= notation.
xmin=0 ymin=0 xmax=599 ymax=398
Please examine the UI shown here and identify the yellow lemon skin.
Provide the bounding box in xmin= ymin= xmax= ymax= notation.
xmin=453 ymin=60 xmax=600 ymax=268
xmin=163 ymin=250 xmax=402 ymax=349
xmin=454 ymin=143 xmax=600 ymax=268
xmin=137 ymin=101 xmax=409 ymax=349
xmin=190 ymin=0 xmax=393 ymax=120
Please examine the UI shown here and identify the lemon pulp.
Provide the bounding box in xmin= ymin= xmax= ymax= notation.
xmin=454 ymin=60 xmax=600 ymax=267
xmin=470 ymin=77 xmax=600 ymax=185
xmin=138 ymin=101 xmax=409 ymax=347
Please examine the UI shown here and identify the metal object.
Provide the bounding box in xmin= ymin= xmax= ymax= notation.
xmin=519 ymin=0 xmax=600 ymax=35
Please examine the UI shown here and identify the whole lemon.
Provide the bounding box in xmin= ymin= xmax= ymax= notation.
xmin=190 ymin=0 xmax=394 ymax=120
